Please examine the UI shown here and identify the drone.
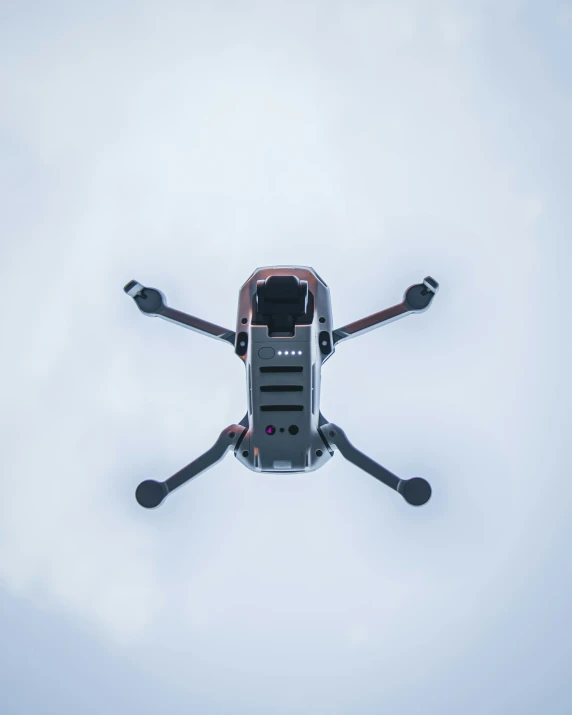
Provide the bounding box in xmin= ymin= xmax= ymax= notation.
xmin=124 ymin=266 xmax=439 ymax=509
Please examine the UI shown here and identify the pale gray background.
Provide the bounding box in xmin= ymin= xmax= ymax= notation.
xmin=1 ymin=1 xmax=571 ymax=714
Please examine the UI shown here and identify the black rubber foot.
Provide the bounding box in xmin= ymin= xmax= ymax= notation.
xmin=136 ymin=480 xmax=168 ymax=508
xmin=399 ymin=477 xmax=432 ymax=506
xmin=404 ymin=284 xmax=434 ymax=312
xmin=134 ymin=288 xmax=164 ymax=314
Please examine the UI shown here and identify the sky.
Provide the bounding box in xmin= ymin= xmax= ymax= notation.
xmin=1 ymin=0 xmax=571 ymax=713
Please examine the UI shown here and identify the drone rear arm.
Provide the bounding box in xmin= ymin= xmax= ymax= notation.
xmin=124 ymin=280 xmax=236 ymax=346
xmin=135 ymin=422 xmax=247 ymax=508
xmin=332 ymin=276 xmax=439 ymax=345
xmin=319 ymin=422 xmax=432 ymax=506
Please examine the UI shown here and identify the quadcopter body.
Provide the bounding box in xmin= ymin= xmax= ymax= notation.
xmin=124 ymin=266 xmax=439 ymax=509
xmin=234 ymin=266 xmax=334 ymax=474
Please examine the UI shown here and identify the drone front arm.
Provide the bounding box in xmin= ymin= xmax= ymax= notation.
xmin=332 ymin=276 xmax=439 ymax=345
xmin=135 ymin=423 xmax=247 ymax=508
xmin=124 ymin=280 xmax=236 ymax=346
xmin=318 ymin=422 xmax=432 ymax=506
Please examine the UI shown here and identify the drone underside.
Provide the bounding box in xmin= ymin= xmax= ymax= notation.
xmin=124 ymin=266 xmax=439 ymax=510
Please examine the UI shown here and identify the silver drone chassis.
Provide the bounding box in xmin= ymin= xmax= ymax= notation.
xmin=124 ymin=267 xmax=439 ymax=509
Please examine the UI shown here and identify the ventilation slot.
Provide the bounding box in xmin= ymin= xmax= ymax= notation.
xmin=260 ymin=366 xmax=303 ymax=373
xmin=260 ymin=405 xmax=304 ymax=412
xmin=260 ymin=385 xmax=303 ymax=392
xmin=311 ymin=362 xmax=316 ymax=415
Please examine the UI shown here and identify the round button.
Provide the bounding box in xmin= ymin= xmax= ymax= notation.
xmin=258 ymin=347 xmax=275 ymax=359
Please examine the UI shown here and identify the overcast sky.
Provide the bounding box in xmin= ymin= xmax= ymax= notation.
xmin=1 ymin=1 xmax=571 ymax=713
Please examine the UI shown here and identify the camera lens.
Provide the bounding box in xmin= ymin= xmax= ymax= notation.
xmin=265 ymin=425 xmax=276 ymax=435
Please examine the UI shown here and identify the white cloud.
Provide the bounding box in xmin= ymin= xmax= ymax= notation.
xmin=1 ymin=1 xmax=571 ymax=712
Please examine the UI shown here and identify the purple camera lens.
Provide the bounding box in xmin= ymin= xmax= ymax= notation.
xmin=265 ymin=425 xmax=276 ymax=435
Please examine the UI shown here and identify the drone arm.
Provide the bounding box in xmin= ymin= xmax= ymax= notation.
xmin=332 ymin=303 xmax=411 ymax=344
xmin=159 ymin=306 xmax=236 ymax=344
xmin=135 ymin=423 xmax=247 ymax=508
xmin=124 ymin=280 xmax=236 ymax=346
xmin=318 ymin=422 xmax=432 ymax=506
xmin=332 ymin=276 xmax=439 ymax=345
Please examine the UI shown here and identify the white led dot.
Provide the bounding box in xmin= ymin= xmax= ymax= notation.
xmin=285 ymin=351 xmax=289 ymax=355
xmin=298 ymin=350 xmax=302 ymax=355
xmin=277 ymin=351 xmax=282 ymax=355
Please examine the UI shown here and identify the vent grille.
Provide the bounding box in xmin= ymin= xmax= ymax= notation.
xmin=260 ymin=405 xmax=304 ymax=412
xmin=260 ymin=366 xmax=303 ymax=373
xmin=260 ymin=385 xmax=303 ymax=392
